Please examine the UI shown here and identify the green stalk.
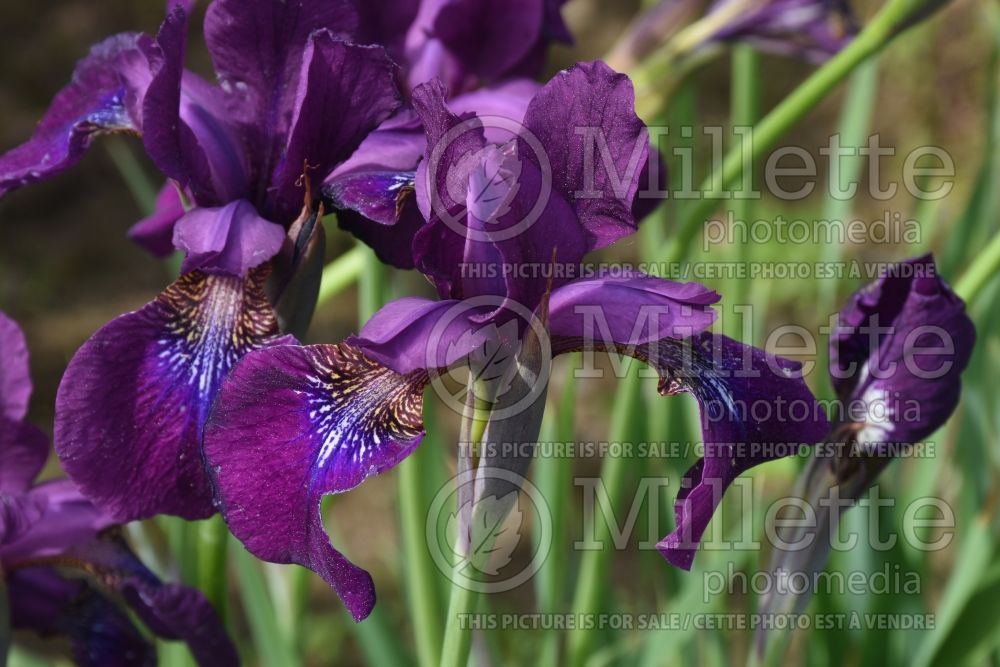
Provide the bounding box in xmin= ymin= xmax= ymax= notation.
xmin=196 ymin=515 xmax=230 ymax=622
xmin=233 ymin=541 xmax=299 ymax=667
xmin=657 ymin=0 xmax=935 ymax=264
xmin=566 ymin=365 xmax=645 ymax=667
xmin=0 ymin=572 xmax=9 ymax=667
xmin=535 ymin=359 xmax=577 ymax=664
xmin=399 ymin=439 xmax=445 ymax=667
xmin=316 ymin=245 xmax=367 ymax=308
xmin=955 ymin=228 xmax=1000 ymax=304
xmin=439 ymin=383 xmax=493 ymax=667
xmin=818 ymin=59 xmax=880 ymax=318
xmin=730 ymin=45 xmax=761 ymax=316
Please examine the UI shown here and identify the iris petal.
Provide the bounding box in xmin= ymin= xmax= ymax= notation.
xmin=204 ymin=343 xmax=427 ymax=621
xmin=54 ymin=268 xmax=286 ymax=521
xmin=550 ymin=332 xmax=829 ymax=570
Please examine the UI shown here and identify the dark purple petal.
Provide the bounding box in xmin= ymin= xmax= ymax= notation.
xmin=547 ymin=274 xmax=720 ymax=344
xmin=348 ymin=296 xmax=497 ymax=374
xmin=522 ymin=60 xmax=649 ymax=251
xmin=706 ymin=0 xmax=857 ymax=62
xmin=54 ymin=269 xmax=285 ymax=521
xmin=139 ymin=7 xmax=220 ymax=204
xmin=0 ymin=32 xmax=156 ymax=197
xmin=173 ymin=200 xmax=286 ymax=276
xmin=270 ymin=34 xmax=400 ymax=222
xmin=203 ymin=0 xmax=359 ymax=192
xmin=63 ymin=532 xmax=238 ymax=667
xmin=432 ymin=0 xmax=546 ymax=81
xmin=829 ymin=254 xmax=975 ymax=450
xmin=350 ymin=0 xmax=421 ymax=64
xmin=0 ymin=480 xmax=113 ymax=561
xmin=127 ymin=183 xmax=186 ymax=258
xmin=204 ymin=343 xmax=428 ymax=620
xmin=0 ymin=418 xmax=49 ymax=495
xmin=550 ymin=332 xmax=829 ymax=570
xmin=0 ymin=488 xmax=46 ymax=547
xmin=0 ymin=310 xmax=31 ymax=422
xmin=8 ymin=568 xmax=157 ymax=667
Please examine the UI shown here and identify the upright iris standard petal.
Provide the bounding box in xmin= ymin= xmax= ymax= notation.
xmin=203 ymin=0 xmax=359 ymax=194
xmin=0 ymin=310 xmax=31 ymax=422
xmin=521 ymin=60 xmax=649 ymax=249
xmin=829 ymin=255 xmax=975 ymax=450
xmin=204 ymin=344 xmax=428 ymax=621
xmin=0 ymin=419 xmax=49 ymax=495
xmin=54 ymin=269 xmax=285 ymax=521
xmin=270 ymin=34 xmax=401 ymax=221
xmin=127 ymin=184 xmax=187 ymax=258
xmin=0 ymin=33 xmax=160 ymax=196
xmin=549 ymin=331 xmax=829 ymax=570
xmin=172 ymin=200 xmax=286 ymax=276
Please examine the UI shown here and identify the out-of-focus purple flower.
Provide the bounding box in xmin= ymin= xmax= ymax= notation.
xmin=703 ymin=0 xmax=857 ymax=62
xmin=756 ymin=255 xmax=975 ymax=652
xmin=326 ymin=0 xmax=575 ymax=268
xmin=0 ymin=311 xmax=237 ymax=667
xmin=202 ymin=62 xmax=828 ymax=620
xmin=0 ymin=1 xmax=404 ymax=524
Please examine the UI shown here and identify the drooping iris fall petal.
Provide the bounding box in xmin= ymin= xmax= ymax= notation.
xmin=54 ymin=269 xmax=288 ymax=521
xmin=204 ymin=343 xmax=427 ymax=621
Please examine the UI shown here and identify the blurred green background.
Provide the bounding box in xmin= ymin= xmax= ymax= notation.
xmin=1 ymin=0 xmax=997 ymax=665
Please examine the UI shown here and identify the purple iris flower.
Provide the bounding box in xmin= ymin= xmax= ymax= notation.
xmin=827 ymin=254 xmax=975 ymax=457
xmin=704 ymin=0 xmax=857 ymax=61
xmin=201 ymin=61 xmax=829 ymax=620
xmin=757 ymin=255 xmax=975 ymax=645
xmin=325 ymin=0 xmax=574 ymax=268
xmin=0 ymin=0 xmax=403 ymax=523
xmin=0 ymin=312 xmax=237 ymax=666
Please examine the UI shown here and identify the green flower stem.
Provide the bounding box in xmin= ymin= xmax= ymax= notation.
xmin=535 ymin=358 xmax=578 ymax=664
xmin=657 ymin=0 xmax=933 ymax=264
xmin=955 ymin=228 xmax=1000 ymax=304
xmin=316 ymin=245 xmax=367 ymax=309
xmin=730 ymin=44 xmax=760 ymax=314
xmin=196 ymin=515 xmax=230 ymax=622
xmin=0 ymin=571 xmax=9 ymax=667
xmin=566 ymin=365 xmax=644 ymax=667
xmin=399 ymin=444 xmax=444 ymax=667
xmin=439 ymin=382 xmax=493 ymax=667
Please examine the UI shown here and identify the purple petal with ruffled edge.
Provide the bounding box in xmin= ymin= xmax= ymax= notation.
xmin=8 ymin=568 xmax=157 ymax=667
xmin=204 ymin=343 xmax=427 ymax=621
xmin=54 ymin=269 xmax=286 ymax=521
xmin=127 ymin=183 xmax=186 ymax=258
xmin=60 ymin=532 xmax=238 ymax=666
xmin=173 ymin=200 xmax=286 ymax=276
xmin=410 ymin=79 xmax=590 ymax=309
xmin=521 ymin=60 xmax=649 ymax=250
xmin=203 ymin=0 xmax=359 ymax=198
xmin=549 ymin=330 xmax=829 ymax=570
xmin=829 ymin=255 xmax=975 ymax=450
xmin=270 ymin=33 xmax=400 ymax=222
xmin=0 ymin=31 xmax=158 ymax=197
xmin=0 ymin=479 xmax=113 ymax=561
xmin=0 ymin=310 xmax=31 ymax=422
